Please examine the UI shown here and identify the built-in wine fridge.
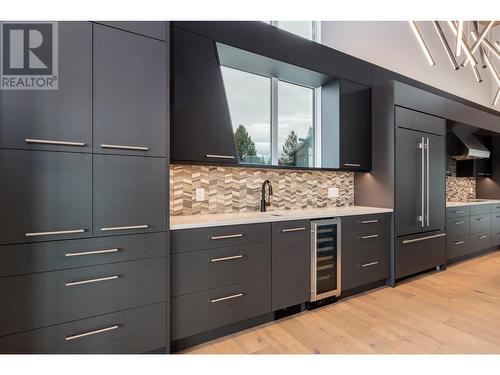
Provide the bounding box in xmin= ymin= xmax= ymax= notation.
xmin=310 ymin=218 xmax=341 ymax=301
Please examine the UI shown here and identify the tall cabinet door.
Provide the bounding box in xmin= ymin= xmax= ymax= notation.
xmin=93 ymin=24 xmax=167 ymax=157
xmin=426 ymin=133 xmax=446 ymax=232
xmin=0 ymin=149 xmax=92 ymax=244
xmin=395 ymin=127 xmax=425 ymax=237
xmin=0 ymin=22 xmax=92 ymax=153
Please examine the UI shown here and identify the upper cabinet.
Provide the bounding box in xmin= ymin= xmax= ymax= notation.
xmin=93 ymin=24 xmax=167 ymax=157
xmin=446 ymin=99 xmax=495 ymax=132
xmin=0 ymin=22 xmax=92 ymax=153
xmin=170 ymin=27 xmax=373 ymax=171
xmin=171 ymin=28 xmax=238 ymax=164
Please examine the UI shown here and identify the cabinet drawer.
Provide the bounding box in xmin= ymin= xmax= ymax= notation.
xmin=446 ymin=217 xmax=470 ymax=239
xmin=446 ymin=206 xmax=470 ymax=218
xmin=93 ymin=155 xmax=167 ymax=236
xmin=0 ymin=232 xmax=166 ymax=277
xmin=469 ymin=214 xmax=491 ymax=234
xmin=171 ymin=277 xmax=271 ymax=341
xmin=93 ymin=25 xmax=167 ymax=157
xmin=491 ymin=213 xmax=500 ymax=230
xmin=470 ymin=204 xmax=491 ymax=215
xmin=171 ymin=223 xmax=271 ymax=253
xmin=0 ymin=303 xmax=166 ymax=354
xmin=172 ymin=242 xmax=271 ymax=297
xmin=342 ymin=216 xmax=390 ymax=261
xmin=395 ymin=232 xmax=445 ymax=279
xmin=491 ymin=204 xmax=500 ymax=213
xmin=0 ymin=149 xmax=92 ymax=245
xmin=0 ymin=22 xmax=92 ymax=153
xmin=0 ymin=257 xmax=166 ymax=337
xmin=470 ymin=232 xmax=492 ymax=253
xmin=446 ymin=235 xmax=470 ymax=261
xmin=341 ymin=213 xmax=391 ymax=235
xmin=492 ymin=229 xmax=500 ymax=247
xmin=341 ymin=255 xmax=388 ymax=291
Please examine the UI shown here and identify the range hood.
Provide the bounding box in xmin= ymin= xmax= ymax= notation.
xmin=449 ymin=129 xmax=490 ymax=160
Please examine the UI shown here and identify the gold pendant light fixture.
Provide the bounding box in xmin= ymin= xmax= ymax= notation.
xmin=409 ymin=21 xmax=500 ymax=106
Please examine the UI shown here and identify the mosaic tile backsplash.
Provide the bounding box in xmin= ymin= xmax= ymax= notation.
xmin=170 ymin=165 xmax=354 ymax=216
xmin=446 ymin=177 xmax=476 ymax=201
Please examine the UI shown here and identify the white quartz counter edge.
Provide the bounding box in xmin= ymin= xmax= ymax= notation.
xmin=170 ymin=206 xmax=393 ymax=230
xmin=446 ymin=200 xmax=500 ymax=207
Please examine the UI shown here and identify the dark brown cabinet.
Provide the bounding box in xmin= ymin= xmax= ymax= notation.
xmin=93 ymin=154 xmax=167 ymax=236
xmin=0 ymin=22 xmax=92 ymax=153
xmin=93 ymin=24 xmax=167 ymax=157
xmin=271 ymin=220 xmax=310 ymax=311
xmin=0 ymin=149 xmax=92 ymax=244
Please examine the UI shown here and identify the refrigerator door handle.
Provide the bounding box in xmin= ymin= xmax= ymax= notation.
xmin=426 ymin=137 xmax=430 ymax=227
xmin=418 ymin=137 xmax=425 ymax=227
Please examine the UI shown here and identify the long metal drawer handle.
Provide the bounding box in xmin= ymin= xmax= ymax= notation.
xmin=361 ymin=220 xmax=379 ymax=224
xmin=65 ymin=325 xmax=120 ymax=341
xmin=65 ymin=248 xmax=120 ymax=257
xmin=210 ymin=255 xmax=243 ymax=263
xmin=100 ymin=144 xmax=149 ymax=151
xmin=454 ymin=210 xmax=465 ymax=213
xmin=477 ymin=218 xmax=486 ymax=221
xmin=479 ymin=235 xmax=488 ymax=239
xmin=402 ymin=233 xmax=446 ymax=244
xmin=210 ymin=293 xmax=244 ymax=303
xmin=453 ymin=241 xmax=465 ymax=245
xmin=361 ymin=234 xmax=379 ymax=240
xmin=281 ymin=227 xmax=306 ymax=233
xmin=205 ymin=154 xmax=235 ymax=159
xmin=210 ymin=233 xmax=243 ymax=240
xmin=100 ymin=225 xmax=149 ymax=232
xmin=25 ymin=138 xmax=85 ymax=147
xmin=361 ymin=261 xmax=379 ymax=268
xmin=344 ymin=163 xmax=361 ymax=167
xmin=65 ymin=275 xmax=119 ymax=287
xmin=25 ymin=229 xmax=85 ymax=237
xmin=454 ymin=221 xmax=465 ymax=225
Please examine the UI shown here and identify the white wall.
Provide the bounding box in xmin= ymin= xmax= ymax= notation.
xmin=321 ymin=21 xmax=499 ymax=110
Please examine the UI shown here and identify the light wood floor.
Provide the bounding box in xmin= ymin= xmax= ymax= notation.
xmin=183 ymin=250 xmax=500 ymax=354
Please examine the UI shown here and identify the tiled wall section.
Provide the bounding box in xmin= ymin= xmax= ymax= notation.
xmin=170 ymin=165 xmax=354 ymax=216
xmin=446 ymin=177 xmax=476 ymax=201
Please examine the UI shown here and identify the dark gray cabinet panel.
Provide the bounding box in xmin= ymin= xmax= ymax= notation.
xmin=491 ymin=204 xmax=500 ymax=213
xmin=0 ymin=149 xmax=92 ymax=244
xmin=446 ymin=236 xmax=470 ymax=261
xmin=470 ymin=232 xmax=491 ymax=253
xmin=446 ymin=99 xmax=495 ymax=131
xmin=93 ymin=24 xmax=167 ymax=157
xmin=426 ymin=132 xmax=446 ymax=232
xmin=93 ymin=155 xmax=167 ymax=236
xmin=395 ymin=106 xmax=446 ymax=136
xmin=271 ymin=220 xmax=310 ymax=311
xmin=0 ymin=22 xmax=92 ymax=153
xmin=446 ymin=217 xmax=469 ymax=239
xmin=171 ymin=28 xmax=237 ymax=163
xmin=0 ymin=232 xmax=166 ymax=277
xmin=393 ymin=81 xmax=446 ymax=118
xmin=342 ymin=254 xmax=389 ymax=291
xmin=339 ymin=80 xmax=372 ymax=171
xmin=0 ymin=257 xmax=166 ymax=337
xmin=172 ymin=242 xmax=271 ymax=297
xmin=395 ymin=231 xmax=445 ymax=279
xmin=395 ymin=127 xmax=425 ymax=236
xmin=470 ymin=204 xmax=491 ymax=215
xmin=171 ymin=223 xmax=271 ymax=253
xmin=469 ymin=214 xmax=491 ymax=234
xmin=0 ymin=303 xmax=166 ymax=354
xmin=341 ymin=214 xmax=390 ymax=261
xmin=171 ymin=277 xmax=271 ymax=340
xmin=97 ymin=21 xmax=167 ymax=41
xmin=446 ymin=206 xmax=470 ymax=218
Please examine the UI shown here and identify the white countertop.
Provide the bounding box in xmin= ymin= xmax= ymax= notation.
xmin=446 ymin=199 xmax=500 ymax=207
xmin=170 ymin=206 xmax=393 ymax=230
